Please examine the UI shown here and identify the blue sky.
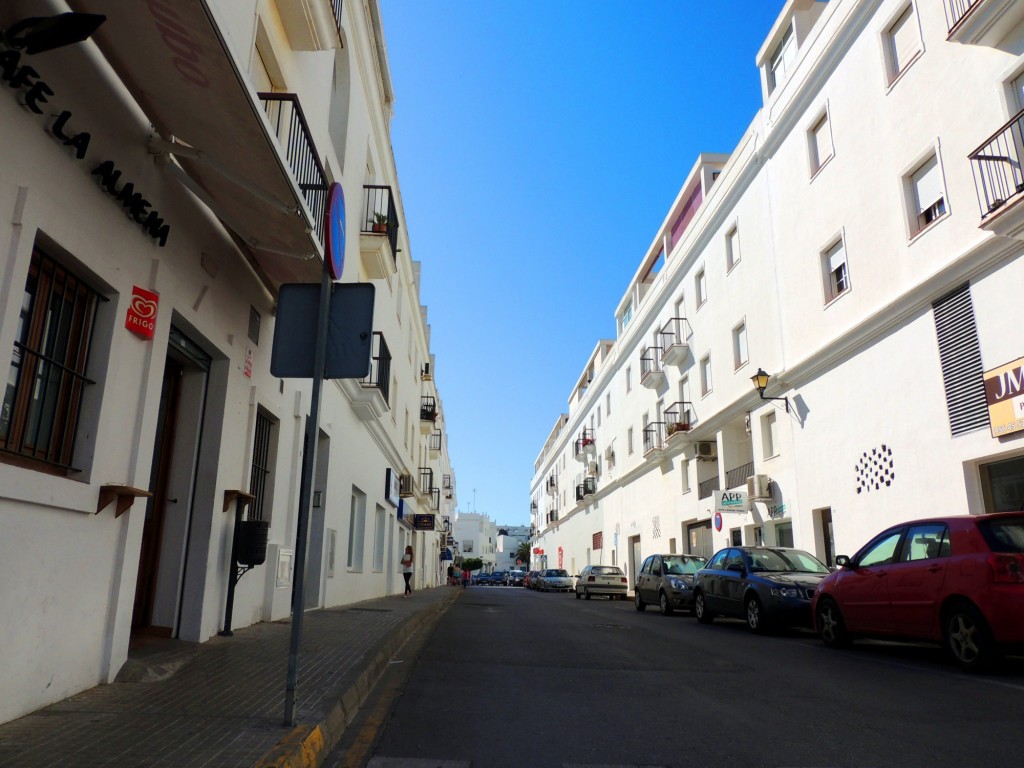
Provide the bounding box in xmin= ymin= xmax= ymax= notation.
xmin=380 ymin=1 xmax=786 ymax=526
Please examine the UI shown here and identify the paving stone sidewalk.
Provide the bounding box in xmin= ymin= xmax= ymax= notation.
xmin=0 ymin=587 xmax=460 ymax=768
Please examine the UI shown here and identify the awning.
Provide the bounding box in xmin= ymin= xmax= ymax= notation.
xmin=68 ymin=0 xmax=324 ymax=288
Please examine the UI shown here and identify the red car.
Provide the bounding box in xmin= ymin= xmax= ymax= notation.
xmin=812 ymin=512 xmax=1024 ymax=671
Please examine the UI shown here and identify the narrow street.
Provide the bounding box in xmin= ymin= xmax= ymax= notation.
xmin=328 ymin=585 xmax=1024 ymax=768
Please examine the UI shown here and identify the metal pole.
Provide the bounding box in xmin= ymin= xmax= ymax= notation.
xmin=284 ymin=269 xmax=331 ymax=726
xmin=218 ymin=499 xmax=245 ymax=637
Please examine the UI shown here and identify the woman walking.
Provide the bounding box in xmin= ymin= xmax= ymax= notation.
xmin=401 ymin=545 xmax=414 ymax=597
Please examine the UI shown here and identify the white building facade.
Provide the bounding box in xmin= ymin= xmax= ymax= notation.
xmin=496 ymin=524 xmax=530 ymax=572
xmin=529 ymin=0 xmax=1024 ymax=588
xmin=452 ymin=512 xmax=497 ymax=571
xmin=0 ymin=0 xmax=456 ymax=725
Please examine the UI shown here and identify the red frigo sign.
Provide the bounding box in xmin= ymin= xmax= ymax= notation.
xmin=126 ymin=285 xmax=159 ymax=339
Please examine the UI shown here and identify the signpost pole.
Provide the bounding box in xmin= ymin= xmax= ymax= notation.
xmin=283 ymin=269 xmax=331 ymax=727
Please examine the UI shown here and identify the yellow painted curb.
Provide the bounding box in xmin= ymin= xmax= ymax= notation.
xmin=253 ymin=723 xmax=324 ymax=768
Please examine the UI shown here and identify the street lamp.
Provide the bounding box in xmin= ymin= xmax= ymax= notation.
xmin=750 ymin=367 xmax=790 ymax=413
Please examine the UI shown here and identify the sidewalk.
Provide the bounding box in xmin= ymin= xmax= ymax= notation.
xmin=0 ymin=587 xmax=460 ymax=768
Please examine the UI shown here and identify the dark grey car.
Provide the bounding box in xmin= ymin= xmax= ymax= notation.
xmin=634 ymin=554 xmax=708 ymax=615
xmin=692 ymin=547 xmax=830 ymax=632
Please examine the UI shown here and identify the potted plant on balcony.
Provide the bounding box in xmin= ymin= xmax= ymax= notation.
xmin=372 ymin=212 xmax=388 ymax=233
xmin=666 ymin=419 xmax=690 ymax=438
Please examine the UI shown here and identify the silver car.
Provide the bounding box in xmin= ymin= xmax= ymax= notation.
xmin=634 ymin=554 xmax=708 ymax=615
xmin=575 ymin=565 xmax=628 ymax=600
xmin=538 ymin=568 xmax=573 ymax=592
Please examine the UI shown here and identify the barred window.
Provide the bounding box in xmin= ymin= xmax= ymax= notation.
xmin=248 ymin=409 xmax=277 ymax=521
xmin=1 ymin=248 xmax=101 ymax=471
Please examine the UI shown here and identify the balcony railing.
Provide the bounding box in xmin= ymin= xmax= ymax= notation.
xmin=360 ymin=331 xmax=391 ymax=403
xmin=726 ymin=461 xmax=755 ymax=490
xmin=642 ymin=422 xmax=665 ymax=456
xmin=429 ymin=429 xmax=442 ymax=454
xmin=419 ymin=467 xmax=434 ymax=496
xmin=546 ymin=475 xmax=558 ymax=495
xmin=658 ymin=317 xmax=692 ymax=366
xmin=259 ymin=93 xmax=327 ymax=244
xmin=640 ymin=346 xmax=665 ymax=387
xmin=361 ymin=185 xmax=399 ymax=262
xmin=664 ymin=401 xmax=695 ymax=437
xmin=331 ymin=0 xmax=344 ymax=36
xmin=575 ymin=483 xmax=585 ymax=502
xmin=420 ymin=395 xmax=437 ymax=422
xmin=943 ymin=0 xmax=980 ymax=31
xmin=969 ymin=108 xmax=1024 ymax=219
xmin=698 ymin=476 xmax=720 ymax=500
xmin=443 ymin=474 xmax=453 ymax=490
xmin=573 ymin=428 xmax=596 ymax=460
xmin=583 ymin=477 xmax=597 ymax=496
xmin=430 ymin=487 xmax=441 ymax=511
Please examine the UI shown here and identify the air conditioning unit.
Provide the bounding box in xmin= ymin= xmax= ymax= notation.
xmin=747 ymin=474 xmax=772 ymax=500
xmin=696 ymin=441 xmax=717 ymax=459
xmin=587 ymin=460 xmax=600 ymax=477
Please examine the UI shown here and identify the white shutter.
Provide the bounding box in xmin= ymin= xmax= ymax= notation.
xmin=827 ymin=241 xmax=846 ymax=273
xmin=912 ymin=156 xmax=944 ymax=213
xmin=812 ymin=114 xmax=833 ymax=168
xmin=889 ymin=6 xmax=921 ymax=76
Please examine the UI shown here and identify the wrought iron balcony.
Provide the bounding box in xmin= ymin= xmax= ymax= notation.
xmin=359 ymin=185 xmax=399 ymax=278
xmin=640 ymin=346 xmax=666 ymax=388
xmin=664 ymin=401 xmax=695 ymax=439
xmin=726 ymin=461 xmax=755 ymax=490
xmin=419 ymin=395 xmax=437 ymax=434
xmin=583 ymin=476 xmax=597 ymax=496
xmin=575 ymin=483 xmax=585 ymax=502
xmin=945 ymin=0 xmax=981 ymax=29
xmin=945 ymin=0 xmax=1024 ymax=45
xmin=969 ymin=108 xmax=1024 ymax=224
xmin=659 ymin=317 xmax=692 ymax=367
xmin=430 ymin=487 xmax=441 ymax=511
xmin=428 ymin=429 xmax=442 ymax=455
xmin=346 ymin=331 xmax=391 ymax=421
xmin=643 ymin=422 xmax=666 ymax=458
xmin=361 ymin=331 xmax=391 ymax=400
xmin=546 ymin=474 xmax=558 ymax=495
xmin=259 ymin=93 xmax=327 ymax=245
xmin=573 ymin=428 xmax=596 ymax=461
xmin=698 ymin=475 xmax=720 ymax=500
xmin=418 ymin=467 xmax=434 ymax=499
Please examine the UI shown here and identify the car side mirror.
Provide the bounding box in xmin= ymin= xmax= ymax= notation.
xmin=835 ymin=555 xmax=851 ymax=568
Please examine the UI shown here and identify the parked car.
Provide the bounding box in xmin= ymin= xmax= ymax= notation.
xmin=813 ymin=512 xmax=1024 ymax=671
xmin=693 ymin=547 xmax=831 ymax=632
xmin=575 ymin=565 xmax=628 ymax=600
xmin=525 ymin=570 xmax=541 ymax=589
xmin=508 ymin=570 xmax=525 ymax=586
xmin=474 ymin=572 xmax=494 ymax=586
xmin=537 ymin=568 xmax=573 ymax=592
xmin=489 ymin=570 xmax=507 ymax=586
xmin=635 ymin=554 xmax=708 ymax=615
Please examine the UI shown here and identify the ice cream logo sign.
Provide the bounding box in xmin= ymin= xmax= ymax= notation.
xmin=984 ymin=357 xmax=1024 ymax=438
xmin=125 ymin=286 xmax=159 ymax=340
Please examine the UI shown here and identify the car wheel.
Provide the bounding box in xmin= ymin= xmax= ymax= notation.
xmin=815 ymin=598 xmax=851 ymax=648
xmin=659 ymin=591 xmax=674 ymax=616
xmin=745 ymin=595 xmax=766 ymax=634
xmin=575 ymin=589 xmax=581 ymax=600
xmin=635 ymin=591 xmax=646 ymax=611
xmin=585 ymin=588 xmax=592 ymax=600
xmin=694 ymin=590 xmax=713 ymax=624
xmin=944 ymin=602 xmax=1000 ymax=672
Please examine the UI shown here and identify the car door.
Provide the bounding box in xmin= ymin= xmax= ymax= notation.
xmin=718 ymin=549 xmax=747 ymax=619
xmin=837 ymin=529 xmax=903 ymax=633
xmin=888 ymin=523 xmax=950 ymax=639
xmin=637 ymin=556 xmax=654 ymax=602
xmin=700 ymin=550 xmax=729 ymax=610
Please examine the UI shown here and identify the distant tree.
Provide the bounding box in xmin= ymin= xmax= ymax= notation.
xmin=461 ymin=557 xmax=483 ymax=572
xmin=515 ymin=540 xmax=532 ymax=566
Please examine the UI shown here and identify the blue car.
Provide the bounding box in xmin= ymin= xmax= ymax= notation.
xmin=692 ymin=547 xmax=831 ymax=632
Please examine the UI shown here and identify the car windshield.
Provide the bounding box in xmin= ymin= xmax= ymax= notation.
xmin=663 ymin=556 xmax=706 ymax=575
xmin=592 ymin=566 xmax=623 ymax=576
xmin=979 ymin=517 xmax=1024 ymax=553
xmin=546 ymin=569 xmax=568 ymax=577
xmin=748 ymin=549 xmax=829 ymax=574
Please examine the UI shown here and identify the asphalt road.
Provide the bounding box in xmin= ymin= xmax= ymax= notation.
xmin=326 ymin=585 xmax=1024 ymax=768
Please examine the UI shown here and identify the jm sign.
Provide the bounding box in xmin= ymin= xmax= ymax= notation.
xmin=984 ymin=356 xmax=1024 ymax=438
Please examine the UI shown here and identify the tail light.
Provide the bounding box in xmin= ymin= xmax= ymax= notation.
xmin=987 ymin=553 xmax=1024 ymax=583
xmin=587 ymin=576 xmax=595 ymax=582
xmin=620 ymin=577 xmax=627 ymax=584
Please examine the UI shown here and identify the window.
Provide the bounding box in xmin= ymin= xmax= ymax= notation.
xmin=725 ymin=226 xmax=740 ymax=271
xmin=347 ymin=487 xmax=367 ymax=569
xmin=909 ymin=153 xmax=946 ymax=234
xmin=857 ymin=530 xmax=903 ymax=567
xmin=695 ymin=269 xmax=707 ymax=307
xmin=761 ymin=411 xmax=778 ymax=459
xmin=1 ymin=247 xmax=102 ymax=471
xmin=605 ymin=392 xmax=611 ymax=416
xmin=821 ymin=239 xmax=850 ymax=303
xmin=768 ymin=24 xmax=796 ymax=93
xmin=373 ymin=505 xmax=386 ymax=571
xmin=627 ymin=427 xmax=634 ymax=455
xmin=732 ymin=322 xmax=748 ymax=370
xmin=248 ymin=306 xmax=261 ymax=345
xmin=597 ymin=405 xmax=601 ymax=428
xmin=900 ymin=524 xmax=950 ymax=561
xmin=620 ymin=301 xmax=633 ymax=333
xmin=885 ymin=4 xmax=922 ymax=84
xmin=809 ymin=111 xmax=834 ymax=174
xmin=775 ymin=522 xmax=794 ymax=548
xmin=248 ymin=409 xmax=278 ymax=521
xmin=681 ymin=458 xmax=691 ymax=493
xmin=625 ymin=366 xmax=632 ymax=393
xmin=700 ymin=354 xmax=712 ymax=396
